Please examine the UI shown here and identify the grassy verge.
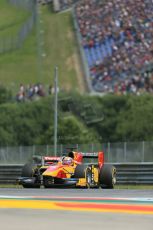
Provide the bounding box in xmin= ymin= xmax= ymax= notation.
xmin=0 ymin=184 xmax=153 ymax=189
xmin=0 ymin=0 xmax=30 ymax=38
xmin=115 ymin=185 xmax=153 ymax=189
xmin=0 ymin=4 xmax=85 ymax=94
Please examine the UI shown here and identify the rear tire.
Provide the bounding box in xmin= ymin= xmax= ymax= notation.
xmin=99 ymin=164 xmax=116 ymax=189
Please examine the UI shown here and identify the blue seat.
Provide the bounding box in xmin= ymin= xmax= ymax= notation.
xmin=119 ymin=31 xmax=125 ymax=43
xmin=102 ymin=44 xmax=107 ymax=57
xmin=110 ymin=38 xmax=114 ymax=46
xmin=105 ymin=40 xmax=112 ymax=56
xmin=96 ymin=46 xmax=103 ymax=61
xmin=88 ymin=55 xmax=93 ymax=67
xmin=90 ymin=47 xmax=97 ymax=64
xmin=84 ymin=48 xmax=93 ymax=67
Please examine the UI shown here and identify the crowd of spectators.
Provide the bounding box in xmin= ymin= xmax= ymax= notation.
xmin=55 ymin=0 xmax=79 ymax=11
xmin=37 ymin=0 xmax=52 ymax=5
xmin=75 ymin=0 xmax=153 ymax=94
xmin=16 ymin=83 xmax=56 ymax=102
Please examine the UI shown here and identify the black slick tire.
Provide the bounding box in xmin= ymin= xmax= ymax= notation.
xmin=21 ymin=163 xmax=40 ymax=188
xmin=21 ymin=163 xmax=36 ymax=177
xmin=99 ymin=164 xmax=116 ymax=189
xmin=74 ymin=164 xmax=87 ymax=178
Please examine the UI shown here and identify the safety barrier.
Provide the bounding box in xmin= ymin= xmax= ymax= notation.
xmin=114 ymin=163 xmax=153 ymax=185
xmin=0 ymin=165 xmax=23 ymax=184
xmin=0 ymin=163 xmax=153 ymax=185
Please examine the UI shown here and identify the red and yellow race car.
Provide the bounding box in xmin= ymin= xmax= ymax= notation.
xmin=18 ymin=150 xmax=116 ymax=189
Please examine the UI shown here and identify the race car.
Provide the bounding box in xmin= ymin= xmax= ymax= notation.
xmin=18 ymin=150 xmax=116 ymax=189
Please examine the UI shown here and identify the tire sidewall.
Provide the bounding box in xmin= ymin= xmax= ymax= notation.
xmin=99 ymin=164 xmax=116 ymax=189
xmin=21 ymin=163 xmax=37 ymax=177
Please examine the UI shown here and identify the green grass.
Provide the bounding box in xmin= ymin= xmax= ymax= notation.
xmin=0 ymin=0 xmax=30 ymax=38
xmin=0 ymin=184 xmax=153 ymax=189
xmin=115 ymin=185 xmax=153 ymax=189
xmin=0 ymin=4 xmax=84 ymax=94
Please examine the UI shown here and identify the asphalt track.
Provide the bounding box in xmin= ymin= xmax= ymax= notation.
xmin=0 ymin=188 xmax=153 ymax=230
xmin=0 ymin=188 xmax=153 ymax=197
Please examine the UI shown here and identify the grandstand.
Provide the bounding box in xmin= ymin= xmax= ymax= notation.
xmin=51 ymin=0 xmax=153 ymax=94
xmin=38 ymin=0 xmax=52 ymax=5
xmin=74 ymin=0 xmax=153 ymax=94
xmin=54 ymin=0 xmax=153 ymax=95
xmin=53 ymin=0 xmax=80 ymax=12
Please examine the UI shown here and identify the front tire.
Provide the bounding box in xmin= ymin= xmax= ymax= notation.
xmin=21 ymin=163 xmax=40 ymax=188
xmin=21 ymin=163 xmax=36 ymax=177
xmin=74 ymin=164 xmax=87 ymax=178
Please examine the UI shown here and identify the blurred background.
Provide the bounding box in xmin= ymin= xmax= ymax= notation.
xmin=0 ymin=0 xmax=153 ymax=162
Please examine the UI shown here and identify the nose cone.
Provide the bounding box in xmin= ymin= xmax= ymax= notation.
xmin=42 ymin=165 xmax=61 ymax=177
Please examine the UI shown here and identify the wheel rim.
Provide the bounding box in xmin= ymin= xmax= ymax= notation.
xmin=112 ymin=168 xmax=117 ymax=186
xmin=87 ymin=174 xmax=92 ymax=184
xmin=86 ymin=169 xmax=92 ymax=188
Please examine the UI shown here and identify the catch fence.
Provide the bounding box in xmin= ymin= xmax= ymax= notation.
xmin=0 ymin=142 xmax=153 ymax=164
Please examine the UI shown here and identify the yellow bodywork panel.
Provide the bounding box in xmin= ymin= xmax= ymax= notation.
xmin=76 ymin=178 xmax=87 ymax=187
xmin=93 ymin=167 xmax=99 ymax=183
xmin=62 ymin=166 xmax=75 ymax=178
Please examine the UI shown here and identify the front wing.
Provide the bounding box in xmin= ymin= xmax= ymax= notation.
xmin=17 ymin=176 xmax=87 ymax=188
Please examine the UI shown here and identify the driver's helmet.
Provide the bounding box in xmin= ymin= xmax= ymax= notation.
xmin=62 ymin=157 xmax=73 ymax=165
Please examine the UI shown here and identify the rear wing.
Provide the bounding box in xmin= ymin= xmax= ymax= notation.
xmin=44 ymin=156 xmax=60 ymax=161
xmin=81 ymin=152 xmax=104 ymax=168
xmin=33 ymin=155 xmax=60 ymax=165
xmin=82 ymin=152 xmax=99 ymax=158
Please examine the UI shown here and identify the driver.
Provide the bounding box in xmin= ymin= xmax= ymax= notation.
xmin=62 ymin=156 xmax=73 ymax=166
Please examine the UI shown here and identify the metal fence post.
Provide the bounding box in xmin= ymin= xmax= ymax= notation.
xmin=60 ymin=144 xmax=63 ymax=155
xmin=19 ymin=146 xmax=22 ymax=163
xmin=33 ymin=145 xmax=35 ymax=156
xmin=91 ymin=143 xmax=94 ymax=152
xmin=108 ymin=142 xmax=110 ymax=162
xmin=53 ymin=66 xmax=58 ymax=157
xmin=46 ymin=145 xmax=49 ymax=156
xmin=142 ymin=141 xmax=145 ymax=162
xmin=124 ymin=142 xmax=127 ymax=162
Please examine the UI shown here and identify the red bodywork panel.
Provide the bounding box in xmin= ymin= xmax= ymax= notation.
xmin=44 ymin=164 xmax=67 ymax=178
xmin=98 ymin=151 xmax=104 ymax=169
xmin=73 ymin=152 xmax=83 ymax=164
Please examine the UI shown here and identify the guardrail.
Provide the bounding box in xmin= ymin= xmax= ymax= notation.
xmin=0 ymin=163 xmax=153 ymax=185
xmin=114 ymin=163 xmax=153 ymax=185
xmin=0 ymin=165 xmax=23 ymax=184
